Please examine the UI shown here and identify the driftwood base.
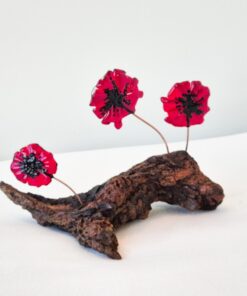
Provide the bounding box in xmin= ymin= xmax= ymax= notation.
xmin=0 ymin=151 xmax=224 ymax=259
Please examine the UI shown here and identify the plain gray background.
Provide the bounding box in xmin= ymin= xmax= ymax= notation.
xmin=0 ymin=0 xmax=246 ymax=160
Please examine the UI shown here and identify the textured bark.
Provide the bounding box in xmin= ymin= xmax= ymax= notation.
xmin=0 ymin=151 xmax=224 ymax=259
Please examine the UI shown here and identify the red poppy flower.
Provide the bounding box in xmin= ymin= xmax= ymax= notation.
xmin=161 ymin=81 xmax=210 ymax=127
xmin=90 ymin=69 xmax=143 ymax=129
xmin=11 ymin=144 xmax=57 ymax=187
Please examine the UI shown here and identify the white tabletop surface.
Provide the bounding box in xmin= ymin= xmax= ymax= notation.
xmin=0 ymin=133 xmax=247 ymax=296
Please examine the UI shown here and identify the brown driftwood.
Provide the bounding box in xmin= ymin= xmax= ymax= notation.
xmin=0 ymin=151 xmax=224 ymax=259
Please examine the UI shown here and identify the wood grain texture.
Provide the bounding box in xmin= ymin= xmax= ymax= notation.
xmin=0 ymin=151 xmax=224 ymax=259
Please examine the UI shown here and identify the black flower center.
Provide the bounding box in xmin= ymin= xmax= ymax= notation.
xmin=19 ymin=153 xmax=46 ymax=178
xmin=101 ymin=78 xmax=133 ymax=114
xmin=176 ymin=90 xmax=204 ymax=126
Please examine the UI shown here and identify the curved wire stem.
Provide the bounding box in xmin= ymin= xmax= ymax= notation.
xmin=185 ymin=127 xmax=190 ymax=152
xmin=133 ymin=113 xmax=170 ymax=154
xmin=53 ymin=176 xmax=82 ymax=205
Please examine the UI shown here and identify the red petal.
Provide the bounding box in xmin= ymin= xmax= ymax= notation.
xmin=27 ymin=173 xmax=52 ymax=187
xmin=165 ymin=112 xmax=188 ymax=127
xmin=190 ymin=113 xmax=205 ymax=125
xmin=11 ymin=144 xmax=57 ymax=187
xmin=161 ymin=81 xmax=210 ymax=127
xmin=166 ymin=81 xmax=190 ymax=102
xmin=90 ymin=69 xmax=143 ymax=129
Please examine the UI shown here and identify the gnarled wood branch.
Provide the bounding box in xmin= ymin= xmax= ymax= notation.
xmin=0 ymin=151 xmax=224 ymax=259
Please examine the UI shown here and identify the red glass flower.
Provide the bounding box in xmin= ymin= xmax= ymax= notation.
xmin=90 ymin=69 xmax=143 ymax=129
xmin=161 ymin=81 xmax=210 ymax=127
xmin=11 ymin=144 xmax=57 ymax=187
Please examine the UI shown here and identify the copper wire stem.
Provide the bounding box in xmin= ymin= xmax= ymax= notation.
xmin=185 ymin=127 xmax=190 ymax=152
xmin=53 ymin=176 xmax=82 ymax=205
xmin=133 ymin=113 xmax=170 ymax=154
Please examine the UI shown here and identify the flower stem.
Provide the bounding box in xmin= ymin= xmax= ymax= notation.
xmin=52 ymin=176 xmax=82 ymax=205
xmin=185 ymin=127 xmax=190 ymax=152
xmin=133 ymin=113 xmax=169 ymax=154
